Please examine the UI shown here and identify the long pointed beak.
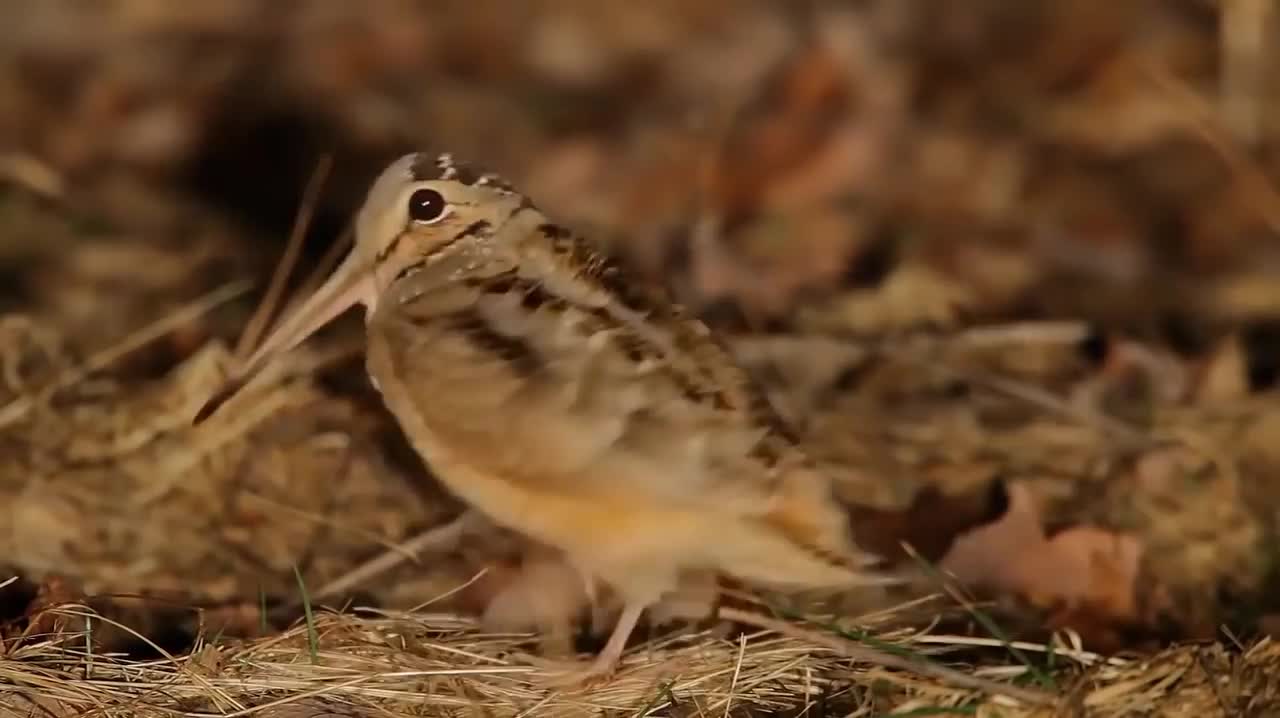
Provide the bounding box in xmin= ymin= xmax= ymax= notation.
xmin=193 ymin=251 xmax=374 ymax=424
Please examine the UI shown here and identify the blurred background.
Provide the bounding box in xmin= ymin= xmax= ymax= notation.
xmin=3 ymin=0 xmax=1280 ymax=662
xmin=3 ymin=0 xmax=1278 ymax=347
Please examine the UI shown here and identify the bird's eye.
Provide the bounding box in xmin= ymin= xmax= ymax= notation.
xmin=408 ymin=188 xmax=447 ymax=224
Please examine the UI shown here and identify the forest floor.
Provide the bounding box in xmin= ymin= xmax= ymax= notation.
xmin=3 ymin=2 xmax=1280 ymax=715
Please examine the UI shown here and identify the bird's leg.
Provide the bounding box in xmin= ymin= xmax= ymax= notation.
xmin=544 ymin=600 xmax=646 ymax=688
xmin=589 ymin=600 xmax=645 ymax=675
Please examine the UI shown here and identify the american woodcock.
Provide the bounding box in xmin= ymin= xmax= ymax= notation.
xmin=196 ymin=151 xmax=896 ymax=683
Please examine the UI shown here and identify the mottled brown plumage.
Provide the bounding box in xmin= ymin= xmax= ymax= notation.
xmin=198 ymin=152 xmax=890 ymax=682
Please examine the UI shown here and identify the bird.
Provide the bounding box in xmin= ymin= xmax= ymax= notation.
xmin=195 ymin=151 xmax=894 ymax=684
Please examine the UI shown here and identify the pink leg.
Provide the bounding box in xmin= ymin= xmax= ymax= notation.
xmin=587 ymin=601 xmax=645 ymax=675
xmin=545 ymin=601 xmax=646 ymax=688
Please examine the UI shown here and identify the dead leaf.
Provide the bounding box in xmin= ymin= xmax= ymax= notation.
xmin=940 ymin=483 xmax=1146 ymax=650
xmin=708 ymin=43 xmax=854 ymax=220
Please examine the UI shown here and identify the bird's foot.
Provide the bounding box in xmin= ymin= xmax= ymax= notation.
xmin=540 ymin=652 xmax=621 ymax=690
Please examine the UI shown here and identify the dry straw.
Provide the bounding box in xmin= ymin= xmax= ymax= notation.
xmin=4 ymin=600 xmax=1278 ymax=717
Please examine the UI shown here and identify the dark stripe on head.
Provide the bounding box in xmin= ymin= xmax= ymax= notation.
xmin=388 ymin=220 xmax=494 ymax=285
xmin=393 ymin=259 xmax=425 ymax=284
xmin=456 ymin=219 xmax=492 ymax=240
xmin=375 ymin=234 xmax=403 ymax=264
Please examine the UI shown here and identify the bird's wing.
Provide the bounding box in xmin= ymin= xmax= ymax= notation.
xmin=365 ymin=215 xmax=867 ymax=570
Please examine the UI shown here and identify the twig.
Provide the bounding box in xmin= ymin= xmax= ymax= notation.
xmin=1143 ymin=58 xmax=1280 ymax=234
xmin=235 ymin=154 xmax=334 ymax=362
xmin=912 ymin=635 xmax=1125 ymax=668
xmin=728 ymin=326 xmax=1155 ymax=449
xmin=722 ymin=633 xmax=748 ymax=718
xmin=902 ymin=544 xmax=1054 ymax=689
xmin=950 ymin=321 xmax=1092 ymax=349
xmin=932 ymin=362 xmax=1152 ymax=449
xmin=0 ymin=280 xmax=253 ymax=429
xmin=1218 ymin=0 xmax=1273 ymax=145
xmin=312 ymin=514 xmax=475 ymax=601
xmin=714 ymin=606 xmax=1056 ymax=706
xmin=0 ymin=152 xmax=65 ymax=198
xmin=297 ymin=222 xmax=354 ymax=301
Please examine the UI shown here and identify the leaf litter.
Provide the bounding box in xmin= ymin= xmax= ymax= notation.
xmin=3 ymin=0 xmax=1280 ymax=715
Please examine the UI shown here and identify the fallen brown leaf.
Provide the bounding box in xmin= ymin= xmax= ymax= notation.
xmin=941 ymin=483 xmax=1146 ymax=651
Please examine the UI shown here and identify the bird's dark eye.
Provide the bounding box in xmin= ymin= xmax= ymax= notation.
xmin=408 ymin=188 xmax=447 ymax=223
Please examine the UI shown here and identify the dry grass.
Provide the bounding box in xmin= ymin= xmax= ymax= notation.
xmin=5 ymin=599 xmax=1278 ymax=717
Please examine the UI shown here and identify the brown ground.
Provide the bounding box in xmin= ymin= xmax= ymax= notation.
xmin=3 ymin=1 xmax=1280 ymax=715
